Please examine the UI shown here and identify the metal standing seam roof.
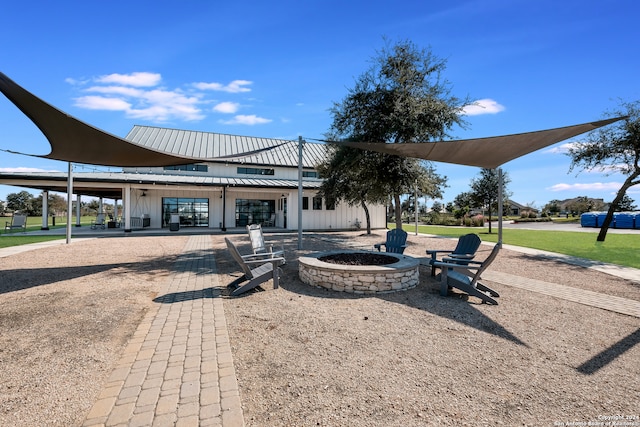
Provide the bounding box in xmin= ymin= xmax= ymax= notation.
xmin=0 ymin=171 xmax=322 ymax=187
xmin=0 ymin=171 xmax=322 ymax=197
xmin=124 ymin=125 xmax=328 ymax=168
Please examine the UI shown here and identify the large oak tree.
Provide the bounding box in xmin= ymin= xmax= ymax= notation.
xmin=322 ymin=39 xmax=469 ymax=231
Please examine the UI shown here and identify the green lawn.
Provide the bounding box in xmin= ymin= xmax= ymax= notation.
xmin=1 ymin=219 xmax=638 ymax=270
xmin=396 ymin=224 xmax=640 ymax=270
xmin=0 ymin=215 xmax=94 ymax=248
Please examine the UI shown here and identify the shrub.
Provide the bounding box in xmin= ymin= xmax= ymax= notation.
xmin=444 ymin=217 xmax=462 ymax=226
xmin=471 ymin=215 xmax=485 ymax=227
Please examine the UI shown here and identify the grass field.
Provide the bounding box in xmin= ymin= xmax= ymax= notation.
xmin=396 ymin=224 xmax=640 ymax=270
xmin=0 ymin=215 xmax=93 ymax=249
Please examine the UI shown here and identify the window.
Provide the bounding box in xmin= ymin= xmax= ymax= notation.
xmin=313 ymin=196 xmax=322 ymax=210
xmin=303 ymin=171 xmax=318 ymax=178
xmin=302 ymin=197 xmax=309 ymax=210
xmin=235 ymin=199 xmax=276 ymax=227
xmin=237 ymin=167 xmax=275 ymax=175
xmin=326 ymin=197 xmax=335 ymax=210
xmin=162 ymin=197 xmax=209 ymax=228
xmin=163 ymin=164 xmax=208 ymax=172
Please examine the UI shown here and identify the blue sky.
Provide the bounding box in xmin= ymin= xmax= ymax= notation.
xmin=1 ymin=0 xmax=639 ymax=208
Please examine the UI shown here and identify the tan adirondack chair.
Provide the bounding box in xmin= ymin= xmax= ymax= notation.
xmin=246 ymin=224 xmax=285 ymax=260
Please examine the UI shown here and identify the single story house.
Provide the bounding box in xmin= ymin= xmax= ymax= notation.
xmin=508 ymin=201 xmax=539 ymax=217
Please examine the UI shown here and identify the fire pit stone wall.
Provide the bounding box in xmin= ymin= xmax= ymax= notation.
xmin=298 ymin=250 xmax=420 ymax=294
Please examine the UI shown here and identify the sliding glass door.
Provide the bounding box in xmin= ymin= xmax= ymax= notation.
xmin=162 ymin=197 xmax=209 ymax=227
xmin=235 ymin=199 xmax=275 ymax=227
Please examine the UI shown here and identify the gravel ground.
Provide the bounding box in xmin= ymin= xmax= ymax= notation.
xmin=216 ymin=231 xmax=640 ymax=427
xmin=0 ymin=235 xmax=187 ymax=427
xmin=1 ymin=231 xmax=638 ymax=427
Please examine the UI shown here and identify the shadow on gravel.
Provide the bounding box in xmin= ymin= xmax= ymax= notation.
xmin=0 ymin=249 xmax=195 ymax=295
xmin=576 ymin=327 xmax=640 ymax=375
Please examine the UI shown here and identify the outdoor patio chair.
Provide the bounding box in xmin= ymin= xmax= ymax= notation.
xmin=246 ymin=224 xmax=285 ymax=260
xmin=4 ymin=214 xmax=27 ymax=233
xmin=374 ymin=228 xmax=408 ymax=254
xmin=433 ymin=242 xmax=501 ymax=305
xmin=225 ymin=237 xmax=285 ymax=296
xmin=426 ymin=233 xmax=482 ymax=276
xmin=90 ymin=213 xmax=106 ymax=230
xmin=262 ymin=213 xmax=276 ymax=227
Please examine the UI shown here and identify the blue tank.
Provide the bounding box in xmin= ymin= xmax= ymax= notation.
xmin=614 ymin=212 xmax=634 ymax=229
xmin=580 ymin=212 xmax=597 ymax=227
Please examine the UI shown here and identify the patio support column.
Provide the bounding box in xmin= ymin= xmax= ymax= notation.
xmin=75 ymin=194 xmax=82 ymax=227
xmin=414 ymin=181 xmax=418 ymax=236
xmin=123 ymin=185 xmax=131 ymax=232
xmin=41 ymin=190 xmax=49 ymax=230
xmin=221 ymin=186 xmax=227 ymax=231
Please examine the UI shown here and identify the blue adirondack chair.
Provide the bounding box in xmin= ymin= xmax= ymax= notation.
xmin=426 ymin=233 xmax=482 ymax=276
xmin=374 ymin=229 xmax=408 ymax=254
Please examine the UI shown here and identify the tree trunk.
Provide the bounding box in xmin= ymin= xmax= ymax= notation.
xmin=394 ymin=193 xmax=403 ymax=230
xmin=361 ymin=200 xmax=371 ymax=234
xmin=597 ymin=172 xmax=640 ymax=241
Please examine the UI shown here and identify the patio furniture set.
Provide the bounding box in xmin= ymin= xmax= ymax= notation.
xmin=226 ymin=226 xmax=501 ymax=304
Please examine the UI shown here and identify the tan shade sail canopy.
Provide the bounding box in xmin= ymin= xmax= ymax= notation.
xmin=0 ymin=72 xmax=285 ymax=167
xmin=1 ymin=72 xmax=624 ymax=169
xmin=340 ymin=117 xmax=624 ymax=169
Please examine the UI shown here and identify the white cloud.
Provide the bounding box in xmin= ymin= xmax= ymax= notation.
xmin=461 ymin=98 xmax=505 ymax=116
xmin=193 ymin=80 xmax=252 ymax=93
xmin=95 ymin=72 xmax=162 ymax=87
xmin=67 ymin=72 xmax=265 ymax=123
xmin=213 ymin=101 xmax=240 ymax=114
xmin=545 ymin=142 xmax=578 ymax=154
xmin=547 ymin=182 xmax=623 ymax=192
xmin=74 ymin=96 xmax=131 ymax=111
xmin=221 ymin=115 xmax=272 ymax=125
xmin=84 ymin=85 xmax=144 ymax=97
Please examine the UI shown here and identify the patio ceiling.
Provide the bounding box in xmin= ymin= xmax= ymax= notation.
xmin=339 ymin=116 xmax=624 ymax=169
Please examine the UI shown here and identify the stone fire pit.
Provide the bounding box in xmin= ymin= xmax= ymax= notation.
xmin=298 ymin=250 xmax=419 ymax=294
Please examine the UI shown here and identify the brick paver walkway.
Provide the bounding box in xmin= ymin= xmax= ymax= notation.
xmin=484 ymin=270 xmax=640 ymax=318
xmin=82 ymin=235 xmax=244 ymax=427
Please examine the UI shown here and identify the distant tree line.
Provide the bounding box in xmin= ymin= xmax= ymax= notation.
xmin=1 ymin=190 xmax=111 ymax=217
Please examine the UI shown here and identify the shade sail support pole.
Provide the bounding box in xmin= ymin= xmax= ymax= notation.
xmin=66 ymin=162 xmax=72 ymax=244
xmin=498 ymin=168 xmax=503 ymax=244
xmin=298 ymin=136 xmax=304 ymax=250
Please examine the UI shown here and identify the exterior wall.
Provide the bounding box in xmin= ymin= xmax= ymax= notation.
xmin=123 ymin=163 xmax=322 ymax=183
xmin=285 ymin=190 xmax=386 ymax=231
xmin=127 ymin=186 xmax=386 ymax=231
